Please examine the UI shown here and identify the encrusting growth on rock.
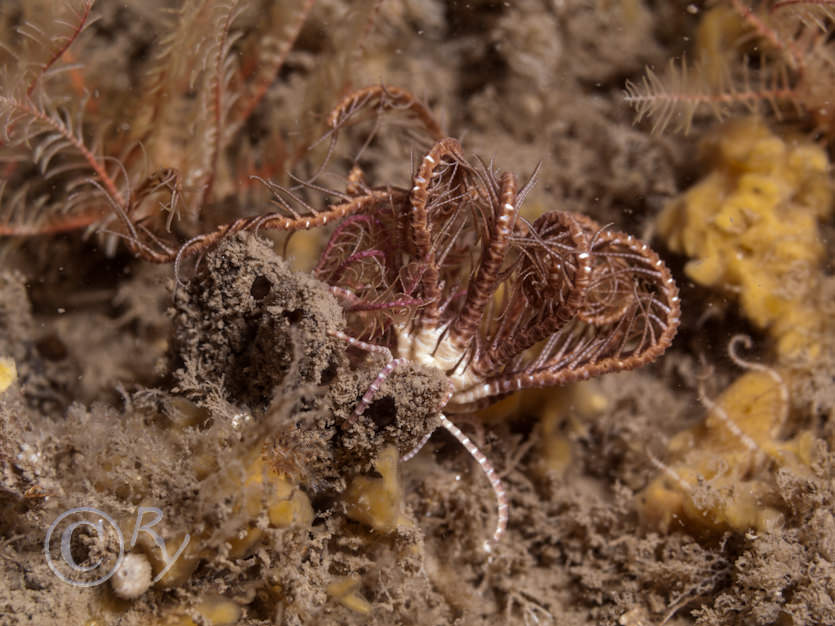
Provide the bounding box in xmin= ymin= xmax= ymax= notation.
xmin=657 ymin=117 xmax=831 ymax=361
xmin=640 ymin=335 xmax=816 ymax=536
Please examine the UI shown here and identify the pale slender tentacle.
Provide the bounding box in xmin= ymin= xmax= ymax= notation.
xmin=438 ymin=413 xmax=508 ymax=552
xmin=401 ymin=381 xmax=455 ymax=461
xmin=727 ymin=334 xmax=789 ymax=438
xmin=697 ymin=379 xmax=760 ymax=453
xmin=401 ymin=429 xmax=434 ymax=462
xmin=353 ymin=357 xmax=408 ymax=418
xmin=328 ymin=329 xmax=412 ymax=419
xmin=329 ymin=329 xmax=393 ymax=359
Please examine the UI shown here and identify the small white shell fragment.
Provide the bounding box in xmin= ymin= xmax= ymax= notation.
xmin=111 ymin=553 xmax=152 ymax=599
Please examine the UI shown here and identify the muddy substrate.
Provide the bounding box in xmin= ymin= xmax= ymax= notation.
xmin=0 ymin=232 xmax=832 ymax=625
xmin=1 ymin=1 xmax=835 ymax=624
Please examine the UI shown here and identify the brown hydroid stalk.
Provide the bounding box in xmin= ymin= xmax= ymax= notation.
xmin=197 ymin=1 xmax=241 ymax=210
xmin=26 ymin=0 xmax=95 ymax=97
xmin=0 ymin=95 xmax=125 ymax=208
xmin=2 ymin=0 xmax=323 ymax=244
xmin=625 ymin=0 xmax=835 ymax=136
xmin=232 ymin=0 xmax=315 ymax=127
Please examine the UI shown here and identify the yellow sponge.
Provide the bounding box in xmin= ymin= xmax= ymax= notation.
xmin=640 ymin=367 xmax=815 ymax=535
xmin=658 ymin=118 xmax=831 ymax=361
xmin=327 ymin=576 xmax=372 ymax=615
xmin=344 ymin=446 xmax=408 ymax=533
xmin=0 ymin=357 xmax=16 ymax=393
xmin=534 ymin=382 xmax=608 ymax=477
xmin=158 ymin=596 xmax=242 ymax=625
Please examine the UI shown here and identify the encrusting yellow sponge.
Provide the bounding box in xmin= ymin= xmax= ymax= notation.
xmin=327 ymin=576 xmax=372 ymax=615
xmin=149 ymin=449 xmax=314 ymax=588
xmin=157 ymin=596 xmax=242 ymax=626
xmin=657 ymin=118 xmax=832 ymax=361
xmin=0 ymin=357 xmax=17 ymax=393
xmin=534 ymin=382 xmax=608 ymax=477
xmin=639 ymin=367 xmax=816 ymax=536
xmin=344 ymin=445 xmax=408 ymax=533
xmin=227 ymin=452 xmax=314 ymax=557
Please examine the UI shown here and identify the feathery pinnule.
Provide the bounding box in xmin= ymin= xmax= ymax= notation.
xmin=625 ymin=0 xmax=835 ymax=137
